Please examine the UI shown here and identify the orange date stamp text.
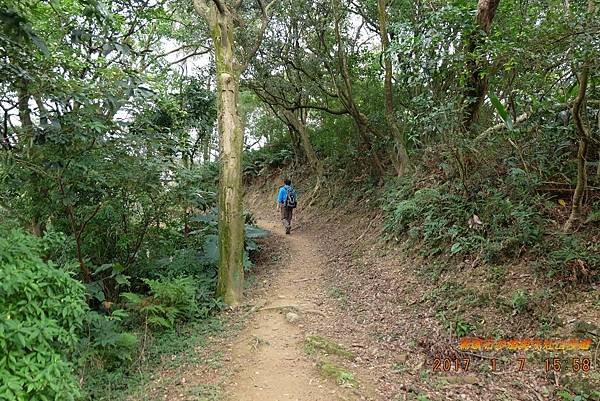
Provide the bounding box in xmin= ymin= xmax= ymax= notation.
xmin=458 ymin=337 xmax=592 ymax=351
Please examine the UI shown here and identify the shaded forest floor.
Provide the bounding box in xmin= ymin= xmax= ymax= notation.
xmin=128 ymin=180 xmax=598 ymax=401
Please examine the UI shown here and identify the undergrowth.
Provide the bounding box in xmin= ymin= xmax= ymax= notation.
xmin=82 ymin=317 xmax=224 ymax=401
xmin=382 ymin=171 xmax=599 ymax=285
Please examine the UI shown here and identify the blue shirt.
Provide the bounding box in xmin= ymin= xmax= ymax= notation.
xmin=277 ymin=185 xmax=293 ymax=204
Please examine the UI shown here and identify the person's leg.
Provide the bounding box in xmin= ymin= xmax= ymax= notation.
xmin=281 ymin=206 xmax=290 ymax=232
xmin=284 ymin=207 xmax=292 ymax=234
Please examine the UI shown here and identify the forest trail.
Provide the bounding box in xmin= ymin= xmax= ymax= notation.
xmin=221 ymin=210 xmax=364 ymax=401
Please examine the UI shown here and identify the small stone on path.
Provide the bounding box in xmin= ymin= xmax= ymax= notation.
xmin=286 ymin=311 xmax=301 ymax=324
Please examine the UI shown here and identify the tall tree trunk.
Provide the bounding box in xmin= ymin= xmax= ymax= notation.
xmin=461 ymin=0 xmax=501 ymax=133
xmin=564 ymin=66 xmax=591 ymax=232
xmin=563 ymin=0 xmax=594 ymax=232
xmin=212 ymin=12 xmax=245 ymax=306
xmin=195 ymin=0 xmax=273 ymax=306
xmin=287 ymin=122 xmax=305 ymax=164
xmin=17 ymin=81 xmax=46 ymax=236
xmin=377 ymin=0 xmax=410 ymax=176
xmin=354 ymin=112 xmax=386 ymax=177
xmin=282 ymin=109 xmax=324 ymax=177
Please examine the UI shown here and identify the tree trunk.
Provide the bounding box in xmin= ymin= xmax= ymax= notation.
xmin=16 ymin=81 xmax=47 ymax=236
xmin=377 ymin=0 xmax=410 ymax=176
xmin=331 ymin=0 xmax=397 ymax=177
xmin=209 ymin=7 xmax=245 ymax=306
xmin=17 ymin=85 xmax=33 ymax=136
xmin=564 ymin=64 xmax=590 ymax=232
xmin=563 ymin=0 xmax=595 ymax=232
xmin=461 ymin=0 xmax=501 ymax=133
xmin=287 ymin=122 xmax=305 ymax=164
xmin=282 ymin=109 xmax=324 ymax=177
xmin=355 ymin=113 xmax=386 ymax=177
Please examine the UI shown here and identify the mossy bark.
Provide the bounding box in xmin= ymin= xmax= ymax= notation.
xmin=208 ymin=6 xmax=245 ymax=306
xmin=564 ymin=64 xmax=590 ymax=232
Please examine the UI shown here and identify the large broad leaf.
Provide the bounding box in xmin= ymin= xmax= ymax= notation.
xmin=245 ymin=225 xmax=269 ymax=238
xmin=201 ymin=234 xmax=219 ymax=265
xmin=245 ymin=238 xmax=259 ymax=252
xmin=243 ymin=252 xmax=253 ymax=271
xmin=190 ymin=213 xmax=218 ymax=226
xmin=86 ymin=282 xmax=105 ymax=302
xmin=489 ymin=94 xmax=514 ymax=130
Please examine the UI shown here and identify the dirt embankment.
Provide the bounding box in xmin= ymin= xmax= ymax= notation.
xmin=243 ymin=181 xmax=598 ymax=401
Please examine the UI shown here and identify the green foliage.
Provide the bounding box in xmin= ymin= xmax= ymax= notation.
xmin=489 ymin=93 xmax=513 ymax=130
xmin=243 ymin=141 xmax=294 ymax=177
xmin=81 ymin=317 xmax=224 ymax=401
xmin=454 ymin=319 xmax=474 ymax=337
xmin=383 ymin=174 xmax=544 ymax=262
xmin=541 ymin=235 xmax=600 ymax=283
xmin=0 ymin=226 xmax=86 ymax=401
xmin=557 ymin=390 xmax=596 ymax=401
xmin=304 ymin=336 xmax=354 ymax=360
xmin=122 ymin=277 xmax=202 ymax=329
xmin=510 ymin=290 xmax=530 ymax=314
xmin=317 ymin=361 xmax=357 ymax=387
xmin=78 ymin=310 xmax=138 ymax=370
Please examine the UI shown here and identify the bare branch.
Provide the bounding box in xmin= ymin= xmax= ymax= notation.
xmin=295 ymin=104 xmax=348 ymax=115
xmin=168 ymin=49 xmax=211 ymax=65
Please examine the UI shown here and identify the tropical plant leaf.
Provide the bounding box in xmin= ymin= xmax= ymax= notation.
xmin=201 ymin=234 xmax=219 ymax=265
xmin=489 ymin=94 xmax=514 ymax=130
xmin=245 ymin=225 xmax=269 ymax=238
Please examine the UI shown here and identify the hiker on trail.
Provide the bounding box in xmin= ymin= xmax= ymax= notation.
xmin=277 ymin=178 xmax=297 ymax=235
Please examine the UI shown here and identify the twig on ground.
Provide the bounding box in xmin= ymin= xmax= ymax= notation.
xmin=258 ymin=304 xmax=327 ymax=317
xmin=292 ymin=277 xmax=315 ymax=283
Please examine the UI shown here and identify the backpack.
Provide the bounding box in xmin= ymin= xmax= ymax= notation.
xmin=284 ymin=186 xmax=297 ymax=208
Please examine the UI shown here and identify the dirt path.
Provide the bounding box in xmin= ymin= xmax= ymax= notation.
xmin=221 ymin=211 xmax=364 ymax=401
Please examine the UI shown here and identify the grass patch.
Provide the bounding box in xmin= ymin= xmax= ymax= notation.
xmin=193 ymin=384 xmax=222 ymax=401
xmin=305 ymin=335 xmax=354 ymax=360
xmin=317 ymin=361 xmax=358 ymax=387
xmin=328 ymin=286 xmax=348 ymax=304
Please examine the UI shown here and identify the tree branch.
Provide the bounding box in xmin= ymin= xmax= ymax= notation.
xmin=240 ymin=0 xmax=276 ymax=71
xmin=168 ymin=49 xmax=211 ymax=65
xmin=193 ymin=0 xmax=210 ymax=17
xmin=212 ymin=0 xmax=225 ymax=14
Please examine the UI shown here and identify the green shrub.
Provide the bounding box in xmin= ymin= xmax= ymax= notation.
xmin=542 ymin=235 xmax=600 ymax=283
xmin=77 ymin=310 xmax=138 ymax=370
xmin=243 ymin=142 xmax=293 ymax=177
xmin=383 ymin=178 xmax=544 ymax=261
xmin=510 ymin=290 xmax=530 ymax=313
xmin=122 ymin=277 xmax=200 ymax=329
xmin=0 ymin=226 xmax=87 ymax=401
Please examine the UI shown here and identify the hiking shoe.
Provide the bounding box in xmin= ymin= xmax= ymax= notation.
xmin=285 ymin=227 xmax=291 ymax=234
